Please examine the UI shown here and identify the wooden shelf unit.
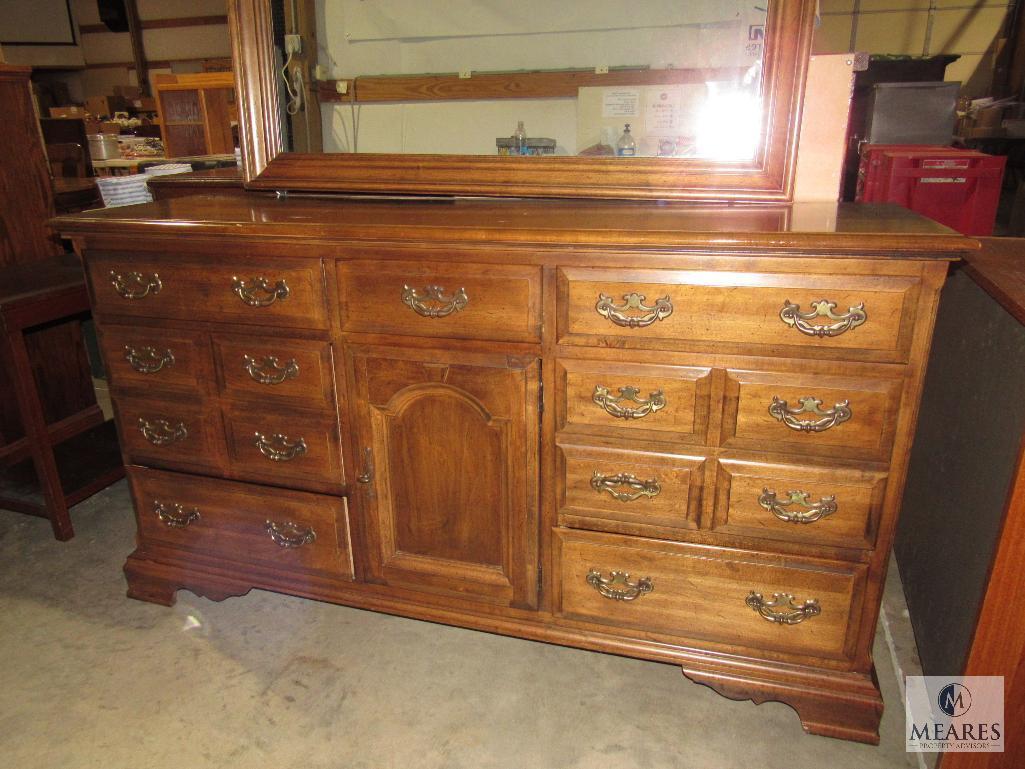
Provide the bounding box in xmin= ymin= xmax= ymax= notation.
xmin=153 ymin=72 xmax=237 ymax=158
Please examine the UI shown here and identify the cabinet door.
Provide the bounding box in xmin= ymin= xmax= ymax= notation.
xmin=348 ymin=347 xmax=540 ymax=609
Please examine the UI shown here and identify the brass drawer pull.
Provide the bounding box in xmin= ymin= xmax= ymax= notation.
xmin=243 ymin=355 xmax=299 ymax=385
xmin=138 ymin=417 xmax=187 ymax=446
xmin=592 ymin=385 xmax=666 ymax=419
xmin=595 ymin=292 xmax=673 ymax=328
xmin=232 ymin=276 xmax=290 ymax=307
xmin=153 ymin=500 xmax=200 ymax=528
xmin=124 ymin=345 xmax=175 ymax=374
xmin=759 ymin=488 xmax=838 ymax=524
xmin=253 ymin=432 xmax=307 ymax=461
xmin=110 ymin=270 xmax=161 ymax=299
xmin=586 ymin=569 xmax=654 ymax=601
xmin=591 ymin=471 xmax=661 ymax=502
xmin=265 ymin=520 xmax=316 ymax=548
xmin=769 ymin=396 xmax=851 ymax=433
xmin=780 ymin=299 xmax=867 ymax=338
xmin=746 ymin=592 xmax=821 ymax=624
xmin=401 ymin=284 xmax=469 ymax=318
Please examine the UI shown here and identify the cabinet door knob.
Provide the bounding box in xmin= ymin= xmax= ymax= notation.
xmin=401 ymin=284 xmax=468 ymax=317
xmin=780 ymin=299 xmax=867 ymax=338
xmin=758 ymin=488 xmax=837 ymax=524
xmin=586 ymin=569 xmax=654 ymax=601
xmin=124 ymin=345 xmax=175 ymax=374
xmin=768 ymin=396 xmax=851 ymax=432
xmin=595 ymin=292 xmax=673 ymax=328
xmin=746 ymin=592 xmax=821 ymax=624
xmin=356 ymin=447 xmax=374 ymax=483
xmin=110 ymin=270 xmax=162 ymax=299
xmin=232 ymin=276 xmax=290 ymax=307
xmin=265 ymin=520 xmax=316 ymax=548
xmin=591 ymin=471 xmax=661 ymax=502
xmin=592 ymin=385 xmax=666 ymax=419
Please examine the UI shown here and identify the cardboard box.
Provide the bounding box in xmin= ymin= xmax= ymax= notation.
xmin=100 ymin=121 xmax=123 ymax=134
xmin=49 ymin=105 xmax=85 ymax=118
xmin=114 ymin=85 xmax=143 ymax=99
xmin=85 ymin=95 xmax=129 ymax=118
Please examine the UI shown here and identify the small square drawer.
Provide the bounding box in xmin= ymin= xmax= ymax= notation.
xmin=556 ymin=359 xmax=712 ymax=446
xmin=554 ymin=529 xmax=865 ymax=662
xmin=86 ymin=252 xmax=328 ymax=329
xmin=212 ymin=334 xmax=335 ymax=409
xmin=720 ymin=365 xmax=904 ymax=462
xmin=557 ymin=443 xmax=704 ymax=538
xmin=713 ymin=458 xmax=887 ymax=551
xmin=99 ymin=325 xmax=211 ymax=394
xmin=129 ymin=466 xmax=353 ymax=580
xmin=338 ymin=259 xmax=541 ymax=342
xmin=223 ymin=406 xmax=344 ymax=491
xmin=115 ymin=396 xmax=224 ymax=475
xmin=557 ymin=266 xmax=919 ymax=362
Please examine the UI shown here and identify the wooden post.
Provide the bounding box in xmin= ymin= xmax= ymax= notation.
xmin=125 ymin=0 xmax=149 ymax=96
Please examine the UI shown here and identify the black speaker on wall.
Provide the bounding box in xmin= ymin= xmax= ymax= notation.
xmin=97 ymin=0 xmax=129 ymax=33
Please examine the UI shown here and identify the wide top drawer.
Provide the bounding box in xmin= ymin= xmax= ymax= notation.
xmin=558 ymin=266 xmax=921 ymax=361
xmin=338 ymin=259 xmax=541 ymax=343
xmin=86 ymin=252 xmax=328 ymax=329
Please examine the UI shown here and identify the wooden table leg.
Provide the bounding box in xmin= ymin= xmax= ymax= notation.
xmin=3 ymin=325 xmax=74 ymax=540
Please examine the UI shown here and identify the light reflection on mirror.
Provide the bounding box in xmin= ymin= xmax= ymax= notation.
xmin=274 ymin=1 xmax=769 ymax=161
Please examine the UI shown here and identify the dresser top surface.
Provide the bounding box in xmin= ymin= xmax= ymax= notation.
xmin=55 ymin=195 xmax=975 ymax=256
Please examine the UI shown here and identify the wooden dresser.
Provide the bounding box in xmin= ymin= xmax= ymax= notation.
xmin=56 ymin=195 xmax=974 ymax=743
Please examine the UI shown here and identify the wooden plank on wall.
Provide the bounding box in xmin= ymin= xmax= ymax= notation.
xmin=317 ymin=66 xmax=745 ymax=104
xmin=79 ymin=15 xmax=228 ymax=35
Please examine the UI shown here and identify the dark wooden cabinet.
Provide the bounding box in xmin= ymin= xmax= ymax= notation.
xmin=348 ymin=346 xmax=540 ymax=609
xmin=57 ymin=196 xmax=973 ymax=745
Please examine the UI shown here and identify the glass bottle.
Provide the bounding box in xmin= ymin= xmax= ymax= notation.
xmin=513 ymin=121 xmax=527 ymax=155
xmin=617 ymin=124 xmax=636 ymax=157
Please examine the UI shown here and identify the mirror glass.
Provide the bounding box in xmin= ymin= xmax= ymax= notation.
xmin=274 ymin=1 xmax=769 ymax=161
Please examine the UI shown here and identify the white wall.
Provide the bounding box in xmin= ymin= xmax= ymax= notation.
xmin=0 ymin=0 xmax=85 ymax=68
xmin=316 ymin=0 xmax=764 ymax=155
xmin=816 ymin=0 xmax=1011 ymax=97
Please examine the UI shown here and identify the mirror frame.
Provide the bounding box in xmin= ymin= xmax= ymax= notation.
xmin=228 ymin=0 xmax=816 ymax=201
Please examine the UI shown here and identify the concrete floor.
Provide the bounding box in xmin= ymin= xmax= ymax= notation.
xmin=1 ymin=481 xmax=922 ymax=769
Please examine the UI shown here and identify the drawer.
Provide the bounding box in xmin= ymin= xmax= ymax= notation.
xmin=557 ymin=443 xmax=704 ymax=538
xmin=554 ymin=529 xmax=864 ymax=661
xmin=556 ymin=359 xmax=712 ymax=445
xmin=129 ymin=466 xmax=353 ymax=580
xmin=212 ymin=334 xmax=334 ymax=408
xmin=115 ymin=396 xmax=224 ymax=474
xmin=713 ymin=459 xmax=887 ymax=551
xmin=338 ymin=259 xmax=541 ymax=342
xmin=99 ymin=325 xmax=211 ymax=394
xmin=223 ymin=406 xmax=344 ymax=491
xmin=720 ymin=366 xmax=903 ymax=462
xmin=557 ymin=266 xmax=919 ymax=361
xmin=86 ymin=252 xmax=328 ymax=329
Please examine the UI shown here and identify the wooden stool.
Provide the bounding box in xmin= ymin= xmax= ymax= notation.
xmin=0 ymin=255 xmax=123 ymax=539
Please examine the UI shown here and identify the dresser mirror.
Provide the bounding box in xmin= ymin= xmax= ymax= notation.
xmin=229 ymin=0 xmax=815 ymax=199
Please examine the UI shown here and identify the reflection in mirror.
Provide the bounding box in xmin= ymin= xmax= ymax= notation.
xmin=273 ymin=1 xmax=769 ymax=161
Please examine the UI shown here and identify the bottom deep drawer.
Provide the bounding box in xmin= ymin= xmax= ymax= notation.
xmin=128 ymin=466 xmax=354 ymax=580
xmin=554 ymin=528 xmax=865 ymax=661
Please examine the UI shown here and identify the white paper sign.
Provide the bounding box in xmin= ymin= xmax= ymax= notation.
xmin=602 ymin=90 xmax=639 ymax=118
